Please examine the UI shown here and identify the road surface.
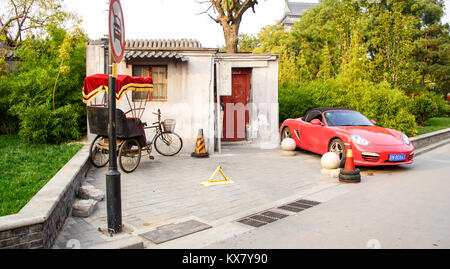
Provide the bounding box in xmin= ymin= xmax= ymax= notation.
xmin=206 ymin=143 xmax=450 ymax=249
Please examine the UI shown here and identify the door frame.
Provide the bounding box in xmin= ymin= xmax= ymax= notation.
xmin=221 ymin=68 xmax=252 ymax=142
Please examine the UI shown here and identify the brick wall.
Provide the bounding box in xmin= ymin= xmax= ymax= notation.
xmin=0 ymin=224 xmax=44 ymax=249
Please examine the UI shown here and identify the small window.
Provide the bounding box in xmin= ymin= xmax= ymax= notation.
xmin=132 ymin=65 xmax=167 ymax=101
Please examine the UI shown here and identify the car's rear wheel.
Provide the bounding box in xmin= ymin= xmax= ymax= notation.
xmin=328 ymin=138 xmax=346 ymax=168
xmin=281 ymin=126 xmax=293 ymax=140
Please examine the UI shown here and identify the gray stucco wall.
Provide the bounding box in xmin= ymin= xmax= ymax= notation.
xmin=84 ymin=42 xmax=279 ymax=154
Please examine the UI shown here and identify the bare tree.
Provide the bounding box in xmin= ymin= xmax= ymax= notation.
xmin=199 ymin=0 xmax=258 ymax=53
xmin=0 ymin=0 xmax=70 ymax=46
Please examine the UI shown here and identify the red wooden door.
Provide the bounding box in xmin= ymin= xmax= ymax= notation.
xmin=222 ymin=68 xmax=251 ymax=141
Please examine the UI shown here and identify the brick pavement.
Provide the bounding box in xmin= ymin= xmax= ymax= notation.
xmin=53 ymin=145 xmax=339 ymax=249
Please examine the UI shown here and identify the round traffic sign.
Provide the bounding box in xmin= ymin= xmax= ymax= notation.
xmin=109 ymin=0 xmax=125 ymax=63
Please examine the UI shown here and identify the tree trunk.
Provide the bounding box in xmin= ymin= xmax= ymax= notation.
xmin=222 ymin=21 xmax=240 ymax=53
xmin=202 ymin=0 xmax=258 ymax=54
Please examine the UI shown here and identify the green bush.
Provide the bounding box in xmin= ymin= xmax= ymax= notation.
xmin=16 ymin=104 xmax=82 ymax=144
xmin=426 ymin=92 xmax=449 ymax=117
xmin=0 ymin=77 xmax=19 ymax=135
xmin=0 ymin=100 xmax=19 ymax=135
xmin=407 ymin=91 xmax=441 ymax=125
xmin=0 ymin=26 xmax=87 ymax=144
xmin=279 ymin=78 xmax=418 ymax=136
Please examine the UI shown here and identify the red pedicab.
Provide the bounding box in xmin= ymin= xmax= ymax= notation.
xmin=82 ymin=74 xmax=154 ymax=173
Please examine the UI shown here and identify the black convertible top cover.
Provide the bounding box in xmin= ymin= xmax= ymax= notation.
xmin=304 ymin=107 xmax=352 ymax=122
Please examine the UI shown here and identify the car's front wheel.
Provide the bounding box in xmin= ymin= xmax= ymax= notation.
xmin=281 ymin=126 xmax=293 ymax=140
xmin=328 ymin=138 xmax=347 ymax=168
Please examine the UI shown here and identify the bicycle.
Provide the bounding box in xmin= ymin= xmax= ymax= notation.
xmin=144 ymin=109 xmax=183 ymax=156
xmin=89 ymin=108 xmax=183 ymax=174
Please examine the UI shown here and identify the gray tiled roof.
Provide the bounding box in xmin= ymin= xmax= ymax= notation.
xmin=125 ymin=39 xmax=202 ymax=49
xmin=124 ymin=51 xmax=188 ymax=62
xmin=286 ymin=2 xmax=318 ymax=16
xmin=1 ymin=49 xmax=17 ymax=60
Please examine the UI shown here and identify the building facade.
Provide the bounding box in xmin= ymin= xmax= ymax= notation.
xmin=86 ymin=39 xmax=279 ymax=154
xmin=281 ymin=1 xmax=319 ymax=31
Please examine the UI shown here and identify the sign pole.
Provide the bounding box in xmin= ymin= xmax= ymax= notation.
xmin=106 ymin=0 xmax=125 ymax=235
xmin=106 ymin=61 xmax=122 ymax=234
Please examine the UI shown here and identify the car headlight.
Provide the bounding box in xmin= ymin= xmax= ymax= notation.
xmin=351 ymin=134 xmax=371 ymax=146
xmin=402 ymin=133 xmax=410 ymax=145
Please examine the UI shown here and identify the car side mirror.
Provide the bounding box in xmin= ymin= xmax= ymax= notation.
xmin=370 ymin=120 xmax=377 ymax=125
xmin=311 ymin=119 xmax=323 ymax=126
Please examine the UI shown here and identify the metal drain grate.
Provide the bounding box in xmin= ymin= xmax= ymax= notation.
xmin=237 ymin=200 xmax=320 ymax=228
xmin=278 ymin=205 xmax=304 ymax=212
xmin=296 ymin=199 xmax=321 ymax=206
xmin=278 ymin=199 xmax=320 ymax=213
xmin=261 ymin=211 xmax=289 ymax=220
xmin=238 ymin=210 xmax=289 ymax=228
xmin=238 ymin=218 xmax=267 ymax=227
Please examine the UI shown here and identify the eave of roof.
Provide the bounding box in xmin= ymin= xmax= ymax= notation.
xmin=124 ymin=50 xmax=189 ymax=62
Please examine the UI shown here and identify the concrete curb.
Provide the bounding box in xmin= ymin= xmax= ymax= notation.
xmin=415 ymin=138 xmax=450 ymax=156
xmin=87 ymin=237 xmax=144 ymax=249
xmin=0 ymin=145 xmax=90 ymax=249
xmin=411 ymin=128 xmax=450 ymax=150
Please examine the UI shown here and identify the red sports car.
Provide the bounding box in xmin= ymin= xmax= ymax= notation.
xmin=280 ymin=107 xmax=415 ymax=167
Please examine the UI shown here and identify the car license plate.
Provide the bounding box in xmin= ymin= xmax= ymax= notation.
xmin=389 ymin=153 xmax=406 ymax=162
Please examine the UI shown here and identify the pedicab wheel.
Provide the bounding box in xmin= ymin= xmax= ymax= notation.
xmin=118 ymin=138 xmax=141 ymax=173
xmin=89 ymin=135 xmax=109 ymax=168
xmin=154 ymin=132 xmax=183 ymax=156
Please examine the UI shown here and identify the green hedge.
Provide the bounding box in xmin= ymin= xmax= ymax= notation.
xmin=279 ymin=79 xmax=418 ymax=136
xmin=15 ymin=104 xmax=84 ymax=144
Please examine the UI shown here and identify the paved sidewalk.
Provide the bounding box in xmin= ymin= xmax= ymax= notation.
xmin=54 ymin=145 xmax=344 ymax=249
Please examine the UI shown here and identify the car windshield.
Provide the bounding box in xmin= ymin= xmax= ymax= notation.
xmin=324 ymin=110 xmax=374 ymax=127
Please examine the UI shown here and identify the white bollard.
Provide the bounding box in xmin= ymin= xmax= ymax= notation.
xmin=321 ymin=152 xmax=340 ymax=169
xmin=320 ymin=152 xmax=341 ymax=177
xmin=280 ymin=138 xmax=297 ymax=156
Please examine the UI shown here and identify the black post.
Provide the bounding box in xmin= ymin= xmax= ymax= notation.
xmin=106 ymin=64 xmax=122 ymax=234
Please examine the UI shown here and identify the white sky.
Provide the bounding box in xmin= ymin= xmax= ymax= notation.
xmin=64 ymin=0 xmax=450 ymax=48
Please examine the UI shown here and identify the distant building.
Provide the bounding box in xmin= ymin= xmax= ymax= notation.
xmin=0 ymin=40 xmax=18 ymax=70
xmin=281 ymin=1 xmax=319 ymax=31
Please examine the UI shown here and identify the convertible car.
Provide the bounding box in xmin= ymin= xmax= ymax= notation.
xmin=280 ymin=107 xmax=415 ymax=167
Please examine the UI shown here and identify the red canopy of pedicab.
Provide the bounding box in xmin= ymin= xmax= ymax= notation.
xmin=82 ymin=74 xmax=153 ymax=103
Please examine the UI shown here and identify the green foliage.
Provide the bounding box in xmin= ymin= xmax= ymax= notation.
xmin=411 ymin=24 xmax=450 ymax=96
xmin=0 ymin=0 xmax=74 ymax=47
xmin=407 ymin=91 xmax=446 ymax=125
xmin=238 ymin=33 xmax=259 ymax=52
xmin=417 ymin=117 xmax=450 ymax=135
xmin=0 ymin=25 xmax=87 ymax=143
xmin=279 ymin=77 xmax=418 ymax=136
xmin=14 ymin=103 xmax=83 ymax=144
xmin=254 ymin=0 xmax=449 ymax=132
xmin=253 ymin=22 xmax=289 ymax=55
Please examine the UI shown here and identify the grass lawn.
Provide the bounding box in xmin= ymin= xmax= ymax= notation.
xmin=0 ymin=136 xmax=82 ymax=216
xmin=416 ymin=117 xmax=450 ymax=136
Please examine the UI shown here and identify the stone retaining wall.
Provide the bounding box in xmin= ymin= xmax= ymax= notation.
xmin=411 ymin=128 xmax=450 ymax=149
xmin=0 ymin=145 xmax=89 ymax=249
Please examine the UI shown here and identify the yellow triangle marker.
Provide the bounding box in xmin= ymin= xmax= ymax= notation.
xmin=201 ymin=166 xmax=234 ymax=186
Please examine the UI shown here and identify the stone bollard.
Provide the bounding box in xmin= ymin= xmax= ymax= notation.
xmin=320 ymin=152 xmax=341 ymax=178
xmin=280 ymin=138 xmax=297 ymax=156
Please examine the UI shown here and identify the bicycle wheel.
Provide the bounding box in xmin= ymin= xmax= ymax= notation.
xmin=118 ymin=139 xmax=141 ymax=173
xmin=154 ymin=132 xmax=183 ymax=156
xmin=89 ymin=135 xmax=109 ymax=168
